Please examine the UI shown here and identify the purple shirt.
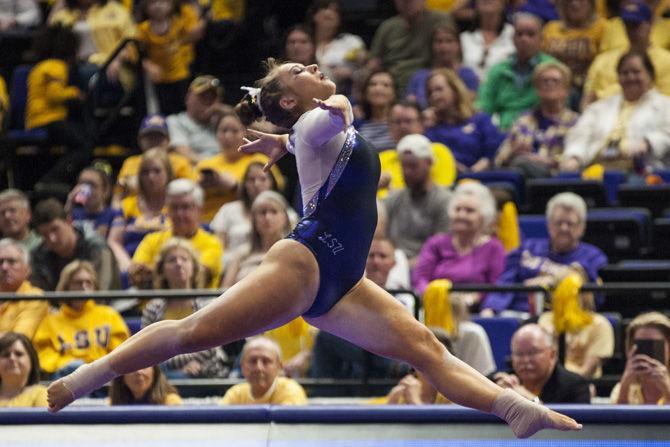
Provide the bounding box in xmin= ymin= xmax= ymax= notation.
xmin=424 ymin=112 xmax=505 ymax=168
xmin=481 ymin=238 xmax=608 ymax=313
xmin=413 ymin=233 xmax=505 ymax=295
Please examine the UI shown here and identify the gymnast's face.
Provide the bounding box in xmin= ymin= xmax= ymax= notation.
xmin=278 ymin=63 xmax=336 ymax=112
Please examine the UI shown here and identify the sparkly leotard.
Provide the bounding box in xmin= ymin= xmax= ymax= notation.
xmin=286 ymin=106 xmax=380 ymax=318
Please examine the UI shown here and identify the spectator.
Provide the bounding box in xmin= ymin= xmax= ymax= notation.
xmin=460 ymin=0 xmax=515 ymax=80
xmin=167 ymin=76 xmax=230 ymax=164
xmin=583 ymin=0 xmax=670 ymax=106
xmin=0 ymin=332 xmax=47 ymax=407
xmin=0 ymin=239 xmax=47 ymax=339
xmin=195 ymin=112 xmax=282 ymax=222
xmin=383 ymin=134 xmax=452 ymax=264
xmin=413 ymin=182 xmax=505 ymax=304
xmin=283 ymin=24 xmax=316 ymax=67
xmin=308 ymin=0 xmax=366 ymax=97
xmin=31 ymin=198 xmax=120 ymax=291
xmin=109 ymin=365 xmax=182 ymax=405
xmin=495 ymin=61 xmax=579 ymax=178
xmin=379 ymin=329 xmax=453 ymax=404
xmin=599 ymin=0 xmax=670 ymax=59
xmin=365 ymin=237 xmax=415 ymax=313
xmin=353 ymin=70 xmax=397 ymax=152
xmin=611 ymin=312 xmax=670 ymax=405
xmin=406 ymin=23 xmax=479 ymax=109
xmin=538 ymin=292 xmax=614 ymax=379
xmin=493 ymin=323 xmax=591 ymax=403
xmin=211 ymin=161 xmax=293 ymax=256
xmin=220 ymin=336 xmax=308 ymax=405
xmin=541 ymin=0 xmax=606 ymax=95
xmin=481 ymin=193 xmax=608 ymax=316
xmin=425 ymin=69 xmax=505 ymax=172
xmin=136 ymin=0 xmax=205 ymax=115
xmin=562 ymin=50 xmax=670 ymax=174
xmin=26 ymin=24 xmax=92 ymax=191
xmin=112 ymin=114 xmax=195 ymax=206
xmin=378 ymin=101 xmax=457 ymax=198
xmin=0 ymin=189 xmax=41 ymax=252
xmin=129 ymin=179 xmax=223 ymax=288
xmin=368 ymin=0 xmax=453 ymax=96
xmin=0 ymin=0 xmax=40 ymax=30
xmin=477 ymin=12 xmax=556 ymax=130
xmin=49 ymin=0 xmax=136 ymax=68
xmin=374 ymin=202 xmax=412 ymax=290
xmin=66 ymin=161 xmax=118 ymax=239
xmin=222 ymin=191 xmax=293 ymax=287
xmin=32 ymin=260 xmax=130 ymax=378
xmin=108 ymin=148 xmax=172 ymax=277
xmin=142 ymin=238 xmax=229 ymax=378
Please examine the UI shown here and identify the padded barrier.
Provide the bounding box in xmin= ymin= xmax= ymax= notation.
xmin=2 ymin=405 xmax=670 ymax=425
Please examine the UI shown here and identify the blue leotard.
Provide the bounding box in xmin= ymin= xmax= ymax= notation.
xmin=287 ymin=125 xmax=380 ymax=318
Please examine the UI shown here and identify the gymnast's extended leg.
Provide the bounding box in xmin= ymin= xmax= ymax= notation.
xmin=306 ymin=278 xmax=582 ymax=438
xmin=47 ymin=240 xmax=319 ymax=412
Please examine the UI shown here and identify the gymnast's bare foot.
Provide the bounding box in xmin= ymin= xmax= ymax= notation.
xmin=47 ymin=379 xmax=75 ymax=413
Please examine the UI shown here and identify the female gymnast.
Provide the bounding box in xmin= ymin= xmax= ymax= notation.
xmin=47 ymin=60 xmax=581 ymax=438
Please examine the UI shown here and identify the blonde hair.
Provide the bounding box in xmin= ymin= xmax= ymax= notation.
xmin=625 ymin=312 xmax=670 ymax=358
xmin=426 ymin=69 xmax=474 ymax=123
xmin=152 ymin=238 xmax=205 ymax=289
xmin=533 ymin=61 xmax=572 ymax=89
xmin=56 ymin=260 xmax=99 ymax=292
xmin=139 ymin=147 xmax=173 ymax=198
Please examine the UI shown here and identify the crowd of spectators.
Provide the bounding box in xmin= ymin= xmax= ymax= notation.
xmin=1 ymin=0 xmax=670 ymax=409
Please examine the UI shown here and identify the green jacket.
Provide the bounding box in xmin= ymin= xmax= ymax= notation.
xmin=476 ymin=52 xmax=556 ymax=130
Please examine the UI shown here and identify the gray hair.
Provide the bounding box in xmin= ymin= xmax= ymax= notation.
xmin=546 ymin=192 xmax=586 ymax=223
xmin=0 ymin=189 xmax=30 ymax=209
xmin=448 ymin=182 xmax=497 ymax=228
xmin=241 ymin=336 xmax=282 ymax=362
xmin=0 ymin=238 xmax=30 ymax=264
xmin=167 ymin=179 xmax=204 ymax=207
xmin=250 ymin=190 xmax=289 ymax=213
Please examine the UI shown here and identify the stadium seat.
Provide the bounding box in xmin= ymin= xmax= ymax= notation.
xmin=598 ymin=261 xmax=670 ymax=317
xmin=524 ymin=178 xmax=608 ymax=214
xmin=617 ymin=184 xmax=670 ymax=218
xmin=583 ymin=208 xmax=651 ymax=262
xmin=518 ymin=214 xmax=548 ymax=240
xmin=4 ymin=65 xmax=54 ymax=189
xmin=651 ymin=218 xmax=670 ymax=259
xmin=458 ymin=169 xmax=525 ymax=205
xmin=556 ymin=170 xmax=626 ymax=204
xmin=471 ymin=316 xmax=521 ymax=371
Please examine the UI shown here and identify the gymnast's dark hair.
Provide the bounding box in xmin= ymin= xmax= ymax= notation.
xmin=235 ymin=58 xmax=302 ymax=130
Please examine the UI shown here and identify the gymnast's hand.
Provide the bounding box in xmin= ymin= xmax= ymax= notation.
xmin=239 ymin=129 xmax=288 ymax=172
xmin=47 ymin=379 xmax=75 ymax=413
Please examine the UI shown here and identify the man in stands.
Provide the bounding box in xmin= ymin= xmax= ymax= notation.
xmin=0 ymin=189 xmax=41 ymax=252
xmin=220 ymin=336 xmax=307 ymax=405
xmin=129 ymin=179 xmax=222 ymax=288
xmin=0 ymin=238 xmax=48 ymax=338
xmin=493 ymin=324 xmax=590 ymax=403
xmin=31 ymin=198 xmax=119 ymax=291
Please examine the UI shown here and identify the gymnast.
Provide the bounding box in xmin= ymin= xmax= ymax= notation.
xmin=47 ymin=60 xmax=581 ymax=438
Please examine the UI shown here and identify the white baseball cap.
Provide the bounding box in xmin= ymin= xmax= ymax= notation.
xmin=397 ymin=134 xmax=434 ymax=160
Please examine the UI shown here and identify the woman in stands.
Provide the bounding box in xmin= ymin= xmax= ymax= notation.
xmin=413 ymin=182 xmax=505 ymax=308
xmin=561 ymin=50 xmax=670 ymax=176
xmin=143 ymin=238 xmax=229 ymax=379
xmin=424 ymin=69 xmax=504 ymax=173
xmin=0 ymin=333 xmax=47 ymax=407
xmin=611 ymin=312 xmax=670 ymax=404
xmin=48 ymin=59 xmax=580 ymax=439
xmin=109 ymin=365 xmax=181 ymax=405
xmin=353 ymin=70 xmax=397 ymax=152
